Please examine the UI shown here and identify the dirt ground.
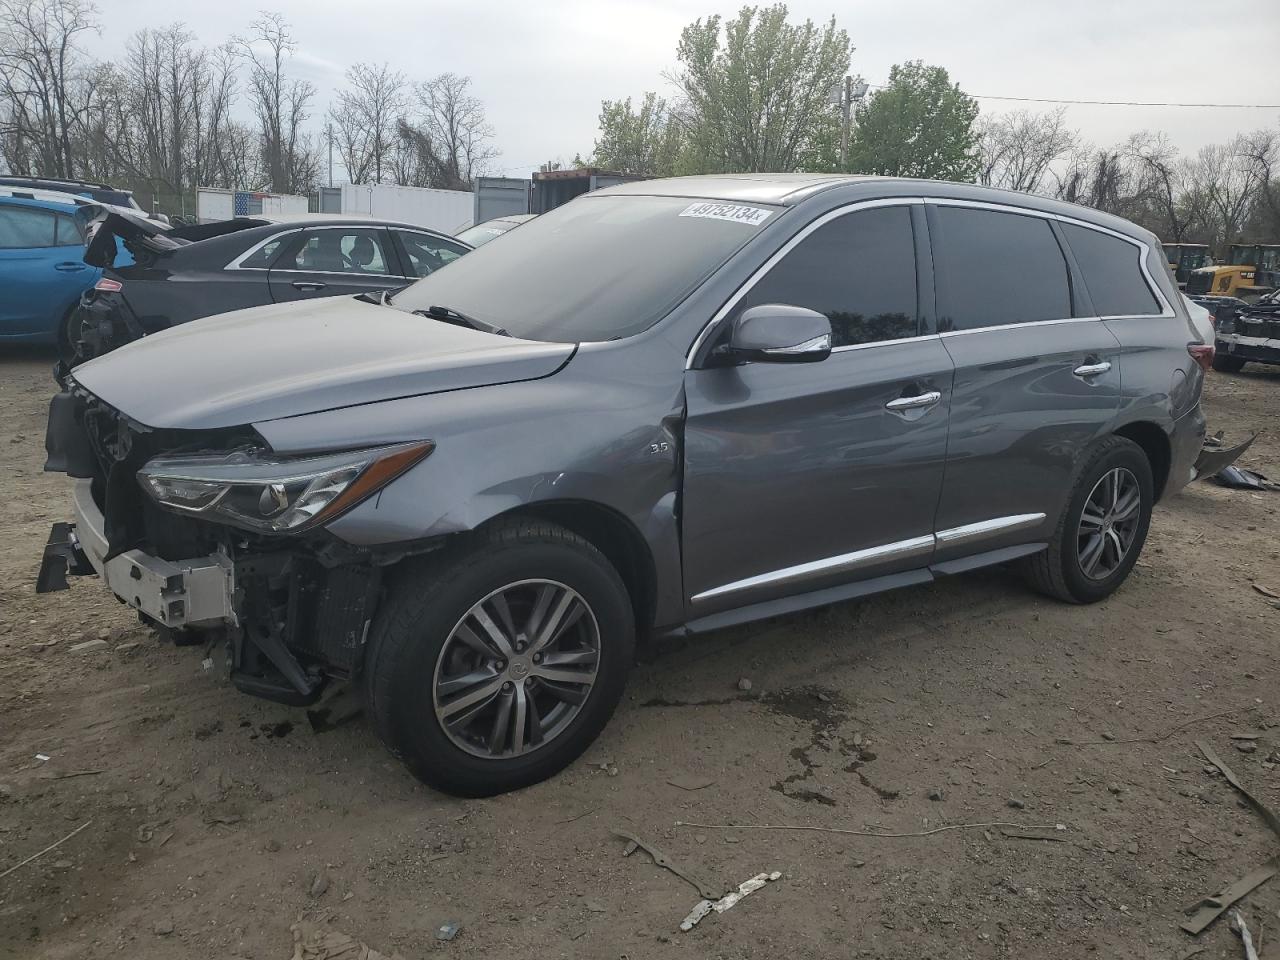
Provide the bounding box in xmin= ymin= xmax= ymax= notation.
xmin=1 ymin=349 xmax=1277 ymax=960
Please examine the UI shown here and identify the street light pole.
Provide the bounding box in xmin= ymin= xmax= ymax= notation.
xmin=840 ymin=75 xmax=852 ymax=171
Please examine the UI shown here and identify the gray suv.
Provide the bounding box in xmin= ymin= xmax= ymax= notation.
xmin=40 ymin=175 xmax=1209 ymax=796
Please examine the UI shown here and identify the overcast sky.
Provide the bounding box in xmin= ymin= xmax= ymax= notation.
xmin=95 ymin=0 xmax=1280 ymax=182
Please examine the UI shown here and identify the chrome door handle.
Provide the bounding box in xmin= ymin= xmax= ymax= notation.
xmin=1073 ymin=361 xmax=1112 ymax=378
xmin=885 ymin=390 xmax=942 ymax=412
xmin=292 ymin=281 xmax=327 ymax=291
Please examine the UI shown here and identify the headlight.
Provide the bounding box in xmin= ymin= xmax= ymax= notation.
xmin=136 ymin=441 xmax=434 ymax=534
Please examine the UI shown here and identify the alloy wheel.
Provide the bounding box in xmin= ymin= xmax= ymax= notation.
xmin=432 ymin=579 xmax=601 ymax=759
xmin=1076 ymin=467 xmax=1141 ymax=581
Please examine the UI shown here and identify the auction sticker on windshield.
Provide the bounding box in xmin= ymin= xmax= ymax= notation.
xmin=679 ymin=202 xmax=773 ymax=226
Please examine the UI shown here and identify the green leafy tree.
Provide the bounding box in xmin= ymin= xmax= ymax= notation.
xmin=670 ymin=4 xmax=850 ymax=173
xmin=848 ymin=61 xmax=979 ymax=181
xmin=592 ymin=92 xmax=684 ymax=176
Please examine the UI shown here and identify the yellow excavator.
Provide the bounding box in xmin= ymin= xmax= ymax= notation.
xmin=1185 ymin=243 xmax=1280 ymax=301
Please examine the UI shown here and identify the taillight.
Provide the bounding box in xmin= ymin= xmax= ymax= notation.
xmin=1187 ymin=343 xmax=1214 ymax=371
xmin=94 ymin=277 xmax=122 ymax=293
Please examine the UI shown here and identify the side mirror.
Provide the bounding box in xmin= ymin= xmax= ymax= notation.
xmin=719 ymin=303 xmax=832 ymax=364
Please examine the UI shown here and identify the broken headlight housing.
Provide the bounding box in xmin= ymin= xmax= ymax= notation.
xmin=136 ymin=441 xmax=433 ymax=534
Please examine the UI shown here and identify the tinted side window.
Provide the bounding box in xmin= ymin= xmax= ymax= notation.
xmin=733 ymin=205 xmax=918 ymax=347
xmin=932 ymin=206 xmax=1070 ymax=331
xmin=395 ymin=230 xmax=467 ymax=278
xmin=1061 ymin=223 xmax=1161 ymax=316
xmin=54 ymin=213 xmax=83 ymax=246
xmin=0 ymin=207 xmax=56 ymax=248
xmin=239 ymin=236 xmax=286 ymax=269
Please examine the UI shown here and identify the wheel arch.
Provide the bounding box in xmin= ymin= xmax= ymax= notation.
xmin=1113 ymin=420 xmax=1171 ymax=501
xmin=486 ymin=499 xmax=658 ymax=635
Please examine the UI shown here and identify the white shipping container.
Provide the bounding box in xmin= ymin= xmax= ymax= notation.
xmin=196 ymin=188 xmax=235 ymax=223
xmin=340 ymin=183 xmax=473 ymax=234
xmin=260 ymin=193 xmax=308 ymax=217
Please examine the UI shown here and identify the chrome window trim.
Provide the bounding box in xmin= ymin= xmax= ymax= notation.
xmin=685 ymin=197 xmax=925 ymax=368
xmin=926 ymin=197 xmax=1174 ymax=319
xmin=830 ymin=332 xmax=937 ymax=354
xmin=685 ymin=195 xmax=1174 ymax=362
xmin=691 ymin=512 xmax=1048 ymax=603
xmin=267 ymin=268 xmax=402 ymax=280
xmin=939 ymin=316 xmax=1102 ymax=338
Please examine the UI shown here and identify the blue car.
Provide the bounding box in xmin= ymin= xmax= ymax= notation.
xmin=0 ymin=188 xmax=101 ymax=349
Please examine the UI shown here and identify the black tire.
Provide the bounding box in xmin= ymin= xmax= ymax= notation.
xmin=56 ymin=305 xmax=82 ymax=365
xmin=363 ymin=517 xmax=635 ymax=797
xmin=1211 ymin=353 xmax=1246 ymax=374
xmin=1021 ymin=435 xmax=1153 ymax=604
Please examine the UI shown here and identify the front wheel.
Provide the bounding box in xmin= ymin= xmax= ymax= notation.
xmin=363 ymin=518 xmax=634 ymax=797
xmin=1021 ymin=436 xmax=1153 ymax=604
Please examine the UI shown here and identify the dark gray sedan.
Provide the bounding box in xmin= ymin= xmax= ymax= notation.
xmin=42 ymin=174 xmax=1208 ymax=796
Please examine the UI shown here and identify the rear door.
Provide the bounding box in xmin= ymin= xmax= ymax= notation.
xmin=926 ymin=201 xmax=1122 ymax=562
xmin=682 ymin=202 xmax=955 ymax=616
xmin=0 ymin=204 xmax=94 ymax=339
xmin=268 ymin=226 xmax=399 ymax=302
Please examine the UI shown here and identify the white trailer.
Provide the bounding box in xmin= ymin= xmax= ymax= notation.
xmin=340 ymin=183 xmax=473 ymax=234
xmin=196 ymin=188 xmax=235 ymax=223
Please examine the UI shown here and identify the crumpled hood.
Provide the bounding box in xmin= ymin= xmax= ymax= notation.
xmin=72 ymin=296 xmax=575 ymax=430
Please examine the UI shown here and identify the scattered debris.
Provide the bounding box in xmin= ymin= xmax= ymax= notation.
xmin=1252 ymin=584 xmax=1279 ymax=600
xmin=114 ymin=642 xmax=141 ymax=654
xmin=928 ymin=788 xmax=945 ymax=802
xmin=1230 ymin=732 xmax=1263 ymax=740
xmin=308 ymin=870 xmax=330 ymax=898
xmin=1007 ymin=797 xmax=1026 ymax=809
xmin=1059 ymin=705 xmax=1249 ymax=747
xmin=1214 ymin=465 xmax=1278 ymax=492
xmin=0 ymin=819 xmax=92 ymax=881
xmin=1230 ymin=910 xmax=1260 ymax=960
xmin=999 ymin=827 xmax=1068 ymax=843
xmin=613 ymin=830 xmax=721 ymax=900
xmin=1236 ymin=742 xmax=1258 ymax=754
xmin=1180 ymin=742 xmax=1280 ymax=936
xmin=667 ymin=775 xmax=716 ymax=792
xmin=680 ymin=871 xmax=782 ymax=931
xmin=203 ymin=812 xmax=242 ymax=826
xmin=434 ymin=922 xmax=460 ymax=942
xmin=34 ymin=754 xmax=49 ymax=762
xmin=554 ymin=809 xmax=597 ymax=825
xmin=675 ymin=819 xmax=1063 ymax=840
xmin=290 ymin=920 xmax=402 ymax=960
xmin=41 ymin=769 xmax=104 ymax=781
xmin=153 ymin=918 xmax=173 ymax=936
xmin=69 ymin=638 xmax=108 ymax=653
xmin=736 ymin=677 xmax=753 ymax=693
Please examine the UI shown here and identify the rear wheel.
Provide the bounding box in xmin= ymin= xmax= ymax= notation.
xmin=1212 ymin=354 xmax=1246 ymax=374
xmin=1021 ymin=436 xmax=1153 ymax=604
xmin=363 ymin=518 xmax=634 ymax=797
xmin=56 ymin=306 xmax=83 ymax=365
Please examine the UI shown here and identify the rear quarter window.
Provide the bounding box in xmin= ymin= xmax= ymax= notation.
xmin=1061 ymin=223 xmax=1162 ymax=317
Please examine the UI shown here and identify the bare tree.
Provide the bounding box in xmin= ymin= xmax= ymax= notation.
xmin=976 ymin=107 xmax=1076 ymax=194
xmin=408 ymin=72 xmax=497 ymax=190
xmin=234 ymin=12 xmax=316 ymax=193
xmin=329 ymin=62 xmax=406 ymax=184
xmin=1192 ymin=136 xmax=1261 ymax=247
xmin=1239 ymin=127 xmax=1280 ymax=238
xmin=0 ymin=0 xmax=98 ymax=177
xmin=1125 ymin=131 xmax=1207 ymax=242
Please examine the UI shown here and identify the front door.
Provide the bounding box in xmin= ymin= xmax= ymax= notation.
xmin=925 ymin=202 xmax=1123 ymax=562
xmin=682 ymin=203 xmax=954 ymax=616
xmin=0 ymin=205 xmax=92 ymax=339
xmin=268 ymin=226 xmax=399 ymax=303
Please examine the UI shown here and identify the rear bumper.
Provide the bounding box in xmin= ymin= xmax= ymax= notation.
xmin=1216 ymin=333 xmax=1280 ymax=366
xmin=39 ymin=478 xmax=236 ymax=628
xmin=1166 ymin=402 xmax=1206 ymax=498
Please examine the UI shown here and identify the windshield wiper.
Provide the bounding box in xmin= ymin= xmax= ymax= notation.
xmin=414 ymin=304 xmax=510 ymax=337
xmin=355 ymin=285 xmax=408 ymax=306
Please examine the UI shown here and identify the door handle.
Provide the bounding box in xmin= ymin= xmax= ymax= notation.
xmin=1073 ymin=361 xmax=1112 ymax=378
xmin=55 ymin=261 xmax=86 ymax=272
xmin=885 ymin=390 xmax=942 ymax=412
xmin=292 ymin=281 xmax=327 ymax=291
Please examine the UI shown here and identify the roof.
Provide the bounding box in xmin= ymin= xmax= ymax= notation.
xmin=255 ymin=212 xmax=445 ymax=232
xmin=594 ymin=173 xmax=1159 ymax=241
xmin=0 ymin=186 xmax=94 ymax=208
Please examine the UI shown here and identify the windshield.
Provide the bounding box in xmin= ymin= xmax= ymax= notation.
xmin=393 ymin=195 xmax=777 ymax=342
xmin=1229 ymin=246 xmax=1256 ymax=265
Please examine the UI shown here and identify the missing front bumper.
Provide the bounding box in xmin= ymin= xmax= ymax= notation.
xmin=36 ymin=479 xmax=236 ymax=629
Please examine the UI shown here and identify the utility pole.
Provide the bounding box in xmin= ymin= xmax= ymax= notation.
xmin=327 ymin=122 xmax=333 ymax=188
xmin=840 ymin=76 xmax=852 ymax=170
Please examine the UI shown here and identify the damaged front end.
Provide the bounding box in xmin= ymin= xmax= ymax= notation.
xmin=39 ymin=383 xmax=433 ymax=705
